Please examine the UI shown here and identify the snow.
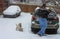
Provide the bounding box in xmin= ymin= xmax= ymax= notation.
xmin=0 ymin=12 xmax=60 ymax=39
xmin=3 ymin=5 xmax=21 ymax=15
xmin=35 ymin=7 xmax=40 ymax=11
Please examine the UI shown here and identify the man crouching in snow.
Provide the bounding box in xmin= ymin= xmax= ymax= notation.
xmin=35 ymin=4 xmax=50 ymax=36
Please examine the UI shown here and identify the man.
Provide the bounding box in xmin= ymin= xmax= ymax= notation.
xmin=35 ymin=4 xmax=50 ymax=36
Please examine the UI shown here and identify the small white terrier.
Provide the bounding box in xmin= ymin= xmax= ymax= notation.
xmin=16 ymin=23 xmax=23 ymax=32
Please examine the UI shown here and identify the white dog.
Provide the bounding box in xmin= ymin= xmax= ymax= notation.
xmin=16 ymin=23 xmax=23 ymax=32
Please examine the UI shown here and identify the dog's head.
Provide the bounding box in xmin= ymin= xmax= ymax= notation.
xmin=16 ymin=23 xmax=21 ymax=27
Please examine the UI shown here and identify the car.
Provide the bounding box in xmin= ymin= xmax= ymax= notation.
xmin=31 ymin=7 xmax=59 ymax=34
xmin=3 ymin=5 xmax=21 ymax=18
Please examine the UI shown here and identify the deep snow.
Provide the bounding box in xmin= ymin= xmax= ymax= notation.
xmin=3 ymin=5 xmax=21 ymax=15
xmin=0 ymin=12 xmax=60 ymax=39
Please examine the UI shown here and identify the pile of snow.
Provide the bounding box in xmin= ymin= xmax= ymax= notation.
xmin=35 ymin=7 xmax=40 ymax=11
xmin=3 ymin=5 xmax=21 ymax=15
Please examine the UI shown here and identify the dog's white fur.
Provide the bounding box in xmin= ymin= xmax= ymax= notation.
xmin=16 ymin=23 xmax=23 ymax=32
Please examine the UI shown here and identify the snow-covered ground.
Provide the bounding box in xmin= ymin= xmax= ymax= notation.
xmin=0 ymin=12 xmax=60 ymax=39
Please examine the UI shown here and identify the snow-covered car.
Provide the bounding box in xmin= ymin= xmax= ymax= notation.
xmin=3 ymin=5 xmax=21 ymax=18
xmin=31 ymin=7 xmax=59 ymax=34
